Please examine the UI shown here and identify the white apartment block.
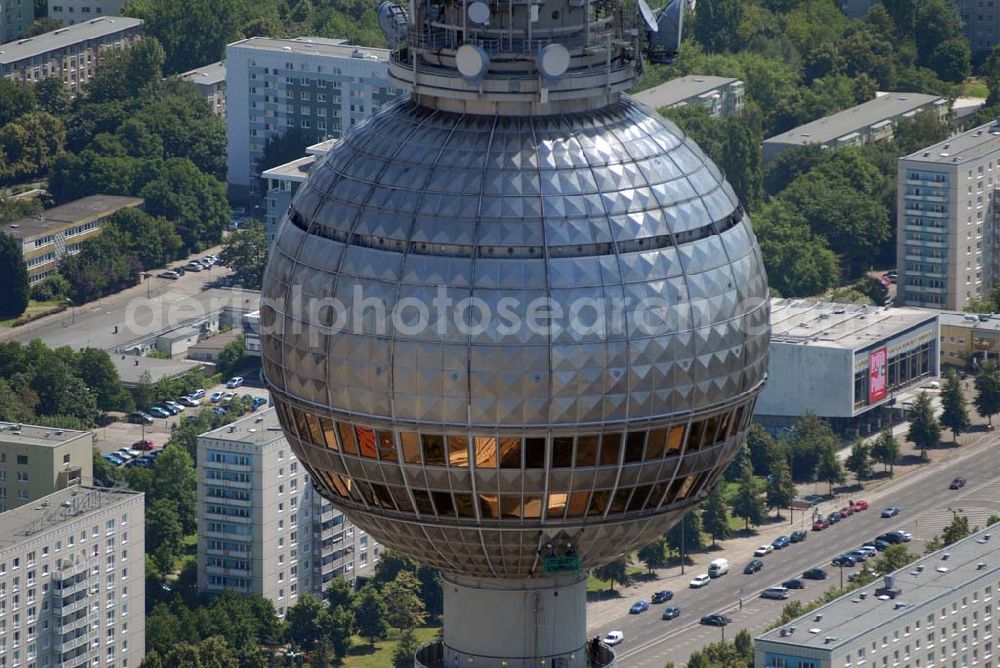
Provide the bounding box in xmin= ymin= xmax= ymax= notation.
xmin=177 ymin=61 xmax=226 ymax=118
xmin=196 ymin=408 xmax=377 ymax=616
xmin=756 ymin=522 xmax=1000 ymax=668
xmin=958 ymin=0 xmax=1000 ymax=52
xmin=0 ymin=0 xmax=32 ymax=43
xmin=0 ymin=486 xmax=145 ymax=668
xmin=225 ymin=36 xmax=403 ymax=203
xmin=46 ymin=0 xmax=123 ymax=26
xmin=630 ymin=75 xmax=745 ymax=118
xmin=0 ymin=423 xmax=93 ymax=513
xmin=897 ymin=121 xmax=1000 ymax=311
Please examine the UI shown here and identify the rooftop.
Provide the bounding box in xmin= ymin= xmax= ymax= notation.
xmin=757 ymin=522 xmax=1000 ymax=652
xmin=306 ymin=138 xmax=338 ymax=155
xmin=901 ymin=120 xmax=1000 ymax=166
xmin=111 ymin=355 xmax=206 ymax=387
xmin=770 ymin=299 xmax=938 ymax=350
xmin=227 ymin=36 xmax=389 ymax=62
xmin=939 ymin=310 xmax=1000 ymax=332
xmin=764 ymin=93 xmax=943 ymax=148
xmin=178 ymin=60 xmax=226 ymax=86
xmin=0 ymin=17 xmax=143 ymax=65
xmin=629 ymin=75 xmax=741 ymax=111
xmin=200 ymin=407 xmax=285 ymax=446
xmin=0 ymin=421 xmax=90 ymax=447
xmin=2 ymin=195 xmax=144 ymax=240
xmin=262 ymin=155 xmax=317 ymax=182
xmin=0 ymin=486 xmax=141 ymax=551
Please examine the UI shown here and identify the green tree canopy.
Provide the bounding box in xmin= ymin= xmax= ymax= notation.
xmin=700 ymin=485 xmax=731 ymax=545
xmin=844 ymin=439 xmax=873 ymax=487
xmin=637 ymin=537 xmax=670 ymax=574
xmin=381 ymin=570 xmax=427 ymax=631
xmin=220 ymin=220 xmax=267 ymax=289
xmin=731 ymin=456 xmax=765 ymax=529
xmin=766 ymin=456 xmax=797 ymax=514
xmin=940 ymin=370 xmax=971 ymax=443
xmin=592 ymin=557 xmax=631 ymax=592
xmin=907 ymin=391 xmax=941 ymax=459
xmin=353 ymin=584 xmax=389 ymax=646
xmin=0 ymin=232 xmax=28 ymax=317
xmin=694 ymin=0 xmax=744 ymax=53
xmin=974 ymin=360 xmax=1000 ymax=428
xmin=815 ymin=439 xmax=846 ymax=493
xmin=871 ymin=428 xmax=901 ymax=474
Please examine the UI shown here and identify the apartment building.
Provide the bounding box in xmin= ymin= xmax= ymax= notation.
xmin=196 ymin=409 xmax=377 ymax=616
xmin=764 ymin=93 xmax=947 ymax=162
xmin=0 ymin=16 xmax=142 ymax=90
xmin=630 ymin=75 xmax=745 ymax=118
xmin=958 ymin=0 xmax=1000 ymax=52
xmin=2 ymin=195 xmax=143 ymax=284
xmin=0 ymin=486 xmax=145 ymax=668
xmin=260 ymin=138 xmax=335 ymax=245
xmin=46 ymin=0 xmax=123 ymax=26
xmin=0 ymin=0 xmax=32 ymax=43
xmin=178 ymin=61 xmax=226 ymax=117
xmin=225 ymin=36 xmax=403 ymax=203
xmin=0 ymin=422 xmax=93 ymax=513
xmin=897 ymin=121 xmax=1000 ymax=311
xmin=755 ymin=522 xmax=1000 ymax=668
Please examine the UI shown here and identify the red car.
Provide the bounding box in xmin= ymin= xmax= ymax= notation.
xmin=812 ymin=519 xmax=829 ymax=531
xmin=839 ymin=506 xmax=855 ymax=518
xmin=851 ymin=499 xmax=869 ymax=511
xmin=131 ymin=439 xmax=156 ymax=451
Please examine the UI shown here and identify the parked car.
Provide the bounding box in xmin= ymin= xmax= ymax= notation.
xmin=210 ymin=391 xmax=225 ymax=403
xmin=871 ymin=539 xmax=890 ymax=551
xmin=772 ymin=535 xmax=791 ymax=550
xmin=202 ymin=256 xmax=216 ymax=267
xmin=761 ymin=586 xmax=791 ymax=600
xmin=252 ymin=396 xmax=268 ymax=410
xmin=950 ymin=477 xmax=967 ymax=490
xmin=897 ymin=531 xmax=912 ymax=542
xmin=164 ymin=400 xmax=186 ymax=413
xmin=146 ymin=406 xmax=171 ymax=419
xmin=827 ymin=512 xmax=842 ymax=524
xmin=803 ymin=568 xmax=828 ymax=580
xmin=226 ymin=376 xmax=245 ymax=389
xmin=857 ymin=546 xmax=878 ymax=559
xmin=154 ymin=402 xmax=180 ymax=416
xmin=881 ymin=507 xmax=901 ymax=518
xmin=812 ymin=519 xmax=829 ymax=531
xmin=832 ymin=555 xmax=857 ymax=567
xmin=629 ymin=601 xmax=650 ymax=614
xmin=877 ymin=532 xmax=904 ymax=545
xmin=852 ymin=499 xmax=869 ymax=511
xmin=189 ymin=389 xmax=206 ymax=400
xmin=222 ymin=392 xmax=235 ymax=402
xmin=112 ymin=449 xmax=134 ymax=462
xmin=651 ymin=591 xmax=673 ymax=604
xmin=128 ymin=411 xmax=154 ymax=425
xmin=790 ymin=530 xmax=808 ymax=543
xmin=754 ymin=544 xmax=774 ymax=557
xmin=172 ymin=265 xmax=186 ymax=275
xmin=131 ymin=439 xmax=155 ymax=451
xmin=662 ymin=606 xmax=680 ymax=620
xmin=157 ymin=270 xmax=180 ymax=280
xmin=603 ymin=631 xmax=624 ymax=646
xmin=700 ymin=615 xmax=731 ymax=627
xmin=744 ymin=559 xmax=763 ymax=575
xmin=847 ymin=550 xmax=869 ymax=562
xmin=132 ymin=455 xmax=155 ymax=468
xmin=178 ymin=396 xmax=200 ymax=408
xmin=212 ymin=407 xmax=228 ymax=416
xmin=689 ymin=574 xmax=711 ymax=588
xmin=103 ymin=453 xmax=125 ymax=466
xmin=186 ymin=261 xmax=203 ymax=272
xmin=839 ymin=506 xmax=855 ymax=518
xmin=783 ymin=578 xmax=805 ymax=589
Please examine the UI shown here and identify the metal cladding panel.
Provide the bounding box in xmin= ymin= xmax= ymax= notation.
xmin=261 ymin=95 xmax=771 ymax=578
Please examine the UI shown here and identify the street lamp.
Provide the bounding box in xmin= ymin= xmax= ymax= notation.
xmin=680 ymin=517 xmax=686 ymax=575
xmin=65 ymin=297 xmax=74 ymax=325
xmin=140 ymin=272 xmax=151 ymax=299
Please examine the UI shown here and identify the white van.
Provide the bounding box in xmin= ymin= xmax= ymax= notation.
xmin=708 ymin=558 xmax=729 ymax=578
xmin=762 ymin=586 xmax=790 ymax=600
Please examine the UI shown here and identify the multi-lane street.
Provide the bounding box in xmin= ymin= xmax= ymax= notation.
xmin=590 ymin=437 xmax=1000 ymax=667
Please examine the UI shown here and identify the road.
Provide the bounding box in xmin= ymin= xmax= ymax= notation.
xmin=591 ymin=437 xmax=1000 ymax=667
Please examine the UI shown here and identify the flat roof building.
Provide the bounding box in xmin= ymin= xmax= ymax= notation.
xmin=178 ymin=60 xmax=226 ymax=117
xmin=0 ymin=16 xmax=143 ymax=90
xmin=897 ymin=121 xmax=1000 ymax=311
xmin=763 ymin=93 xmax=946 ymax=161
xmin=0 ymin=486 xmax=145 ymax=668
xmin=2 ymin=194 xmax=143 ymax=283
xmin=260 ymin=139 xmax=336 ymax=245
xmin=197 ymin=409 xmax=378 ymax=616
xmin=939 ymin=311 xmax=1000 ymax=370
xmin=0 ymin=0 xmax=33 ymax=43
xmin=630 ymin=75 xmax=744 ymax=118
xmin=755 ymin=299 xmax=940 ymax=430
xmin=225 ymin=36 xmax=403 ymax=203
xmin=47 ymin=0 xmax=125 ymax=27
xmin=755 ymin=522 xmax=1000 ymax=668
xmin=0 ymin=421 xmax=94 ymax=512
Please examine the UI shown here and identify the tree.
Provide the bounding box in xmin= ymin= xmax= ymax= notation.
xmin=870 ymin=428 xmax=901 ymax=474
xmin=324 ymin=577 xmax=356 ymax=611
xmin=284 ymin=594 xmax=326 ymax=650
xmin=87 ymin=37 xmax=166 ymax=102
xmin=766 ymin=456 xmax=796 ymax=516
xmin=752 ymin=201 xmax=839 ymax=297
xmin=666 ymin=508 xmax=704 ymax=552
xmin=75 ymin=348 xmax=133 ymax=411
xmin=382 ymin=570 xmax=427 ymax=631
xmin=0 ymin=79 xmax=37 ymax=127
xmin=372 ymin=549 xmax=418 ymax=585
xmin=149 ymin=444 xmax=198 ymax=533
xmin=92 ymin=446 xmax=123 ymax=486
xmin=731 ymin=456 xmax=765 ymax=530
xmin=319 ymin=604 xmax=355 ymax=659
xmin=975 ymin=360 xmax=1000 ymax=428
xmin=914 ymin=0 xmax=962 ymax=65
xmin=700 ymin=485 xmax=731 ymax=546
xmin=216 ymin=335 xmax=245 ymax=379
xmin=220 ymin=220 xmax=267 ymax=289
xmin=907 ymin=391 xmax=941 ymax=459
xmin=124 ymin=0 xmax=248 ymax=74
xmin=34 ymin=77 xmax=69 ymax=116
xmin=0 ymin=232 xmax=28 ymax=317
xmin=942 ymin=513 xmax=971 ymax=546
xmin=873 ymin=544 xmax=918 ymax=573
xmin=637 ymin=537 xmax=669 ymax=574
xmin=146 ymin=498 xmax=183 ymax=575
xmin=940 ymin=370 xmax=971 ymax=443
xmin=108 ymin=208 xmax=183 ymax=270
xmin=694 ymin=0 xmax=743 ymax=53
xmin=393 ymin=628 xmax=421 ymax=668
xmin=353 ymin=584 xmax=389 ymax=646
xmin=745 ymin=423 xmax=779 ymax=477
xmin=815 ymin=440 xmax=846 ymax=494
xmin=592 ymin=557 xmax=631 ymax=591
xmin=929 ymin=39 xmax=971 ymax=83
xmin=140 ymin=158 xmax=230 ymax=252
xmin=844 ymin=439 xmax=873 ymax=487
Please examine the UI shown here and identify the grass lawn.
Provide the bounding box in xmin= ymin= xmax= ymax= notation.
xmin=963 ymin=79 xmax=989 ymax=99
xmin=0 ymin=300 xmax=62 ymax=328
xmin=586 ymin=563 xmax=645 ymax=593
xmin=343 ymin=626 xmax=439 ymax=667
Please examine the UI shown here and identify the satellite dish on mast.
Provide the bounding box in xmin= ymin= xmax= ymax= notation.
xmin=637 ymin=0 xmax=658 ymax=32
xmin=456 ymin=44 xmax=490 ymax=82
xmin=377 ymin=1 xmax=409 ymax=47
xmin=646 ymin=0 xmax=684 ymax=65
xmin=536 ymin=44 xmax=570 ymax=79
xmin=467 ymin=1 xmax=491 ymax=25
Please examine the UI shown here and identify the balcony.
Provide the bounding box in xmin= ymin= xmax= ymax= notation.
xmin=413 ymin=642 xmax=616 ymax=667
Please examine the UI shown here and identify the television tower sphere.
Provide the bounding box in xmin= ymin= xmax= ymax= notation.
xmin=260 ymin=0 xmax=770 ymax=664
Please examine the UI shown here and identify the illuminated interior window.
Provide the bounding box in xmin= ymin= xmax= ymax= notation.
xmin=400 ymin=432 xmax=421 ymax=464
xmin=551 ymin=437 xmax=573 ymax=468
xmin=323 ymin=472 xmax=349 ymax=498
xmin=499 ymin=495 xmax=522 ymax=519
xmin=575 ymin=435 xmax=598 ymax=467
xmin=376 ymin=430 xmax=396 ymax=461
xmin=718 ymin=412 xmax=732 ymax=443
xmin=566 ymin=491 xmax=589 ymax=518
xmin=369 ymin=482 xmax=396 ymax=509
xmin=293 ymin=409 xmax=309 ymax=443
xmin=478 ymin=494 xmax=499 ymax=519
xmin=624 ymin=431 xmax=645 ymax=463
xmin=675 ymin=475 xmax=697 ymax=500
xmin=600 ymin=433 xmax=621 ymax=466
xmin=454 ymin=493 xmax=476 ymax=518
xmin=645 ymin=428 xmax=667 ymax=460
xmin=411 ymin=489 xmax=434 ymax=515
xmin=422 ymin=434 xmax=446 ymax=466
xmin=608 ymin=487 xmax=631 ymax=513
xmin=730 ymin=405 xmax=746 ymax=437
xmin=355 ymin=426 xmax=378 ymax=459
xmin=473 ymin=436 xmax=497 ymax=468
xmin=320 ymin=416 xmax=339 ymax=451
xmin=547 ymin=492 xmax=568 ymax=519
xmin=447 ymin=436 xmax=469 ymax=467
xmin=686 ymin=421 xmax=704 ymax=453
xmin=587 ymin=490 xmax=610 ymax=517
xmin=498 ymin=437 xmax=521 ymax=469
xmin=431 ymin=490 xmax=455 ymax=516
xmin=666 ymin=424 xmax=685 ymax=454
xmin=521 ymin=495 xmax=542 ymax=519
xmin=525 ymin=438 xmax=546 ymax=468
xmin=338 ymin=422 xmax=358 ymax=456
xmin=305 ymin=412 xmax=325 ymax=447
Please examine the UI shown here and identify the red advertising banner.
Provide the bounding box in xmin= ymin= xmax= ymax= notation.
xmin=869 ymin=347 xmax=888 ymax=404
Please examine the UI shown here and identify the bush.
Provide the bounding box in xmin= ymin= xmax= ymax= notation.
xmin=30 ymin=274 xmax=69 ymax=302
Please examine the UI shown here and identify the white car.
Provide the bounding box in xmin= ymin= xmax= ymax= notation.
xmin=164 ymin=400 xmax=186 ymax=413
xmin=689 ymin=574 xmax=711 ymax=588
xmin=226 ymin=376 xmax=244 ymax=389
xmin=603 ymin=631 xmax=624 ymax=646
xmin=113 ymin=449 xmax=135 ymax=462
xmin=754 ymin=544 xmax=774 ymax=557
xmin=222 ymin=392 xmax=235 ymax=402
xmin=210 ymin=391 xmax=225 ymax=403
xmin=178 ymin=396 xmax=200 ymax=408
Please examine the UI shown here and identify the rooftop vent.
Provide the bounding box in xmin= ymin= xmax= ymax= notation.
xmin=893 ymin=602 xmax=908 ymax=610
xmin=877 ymin=594 xmax=891 ymax=600
xmin=248 ymin=428 xmax=257 ymax=434
xmin=860 ymin=592 xmax=868 ymax=600
xmin=916 ymin=565 xmax=925 ymax=572
xmin=814 ymin=614 xmax=823 ymax=622
xmin=227 ymin=426 xmax=236 ymax=433
xmin=824 ymin=637 xmax=840 ymax=644
xmin=977 ymin=562 xmax=987 ymax=570
xmin=936 ymin=566 xmax=949 ymax=573
xmin=942 ymin=553 xmax=950 ymax=560
xmin=809 ymin=628 xmax=822 ymax=634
